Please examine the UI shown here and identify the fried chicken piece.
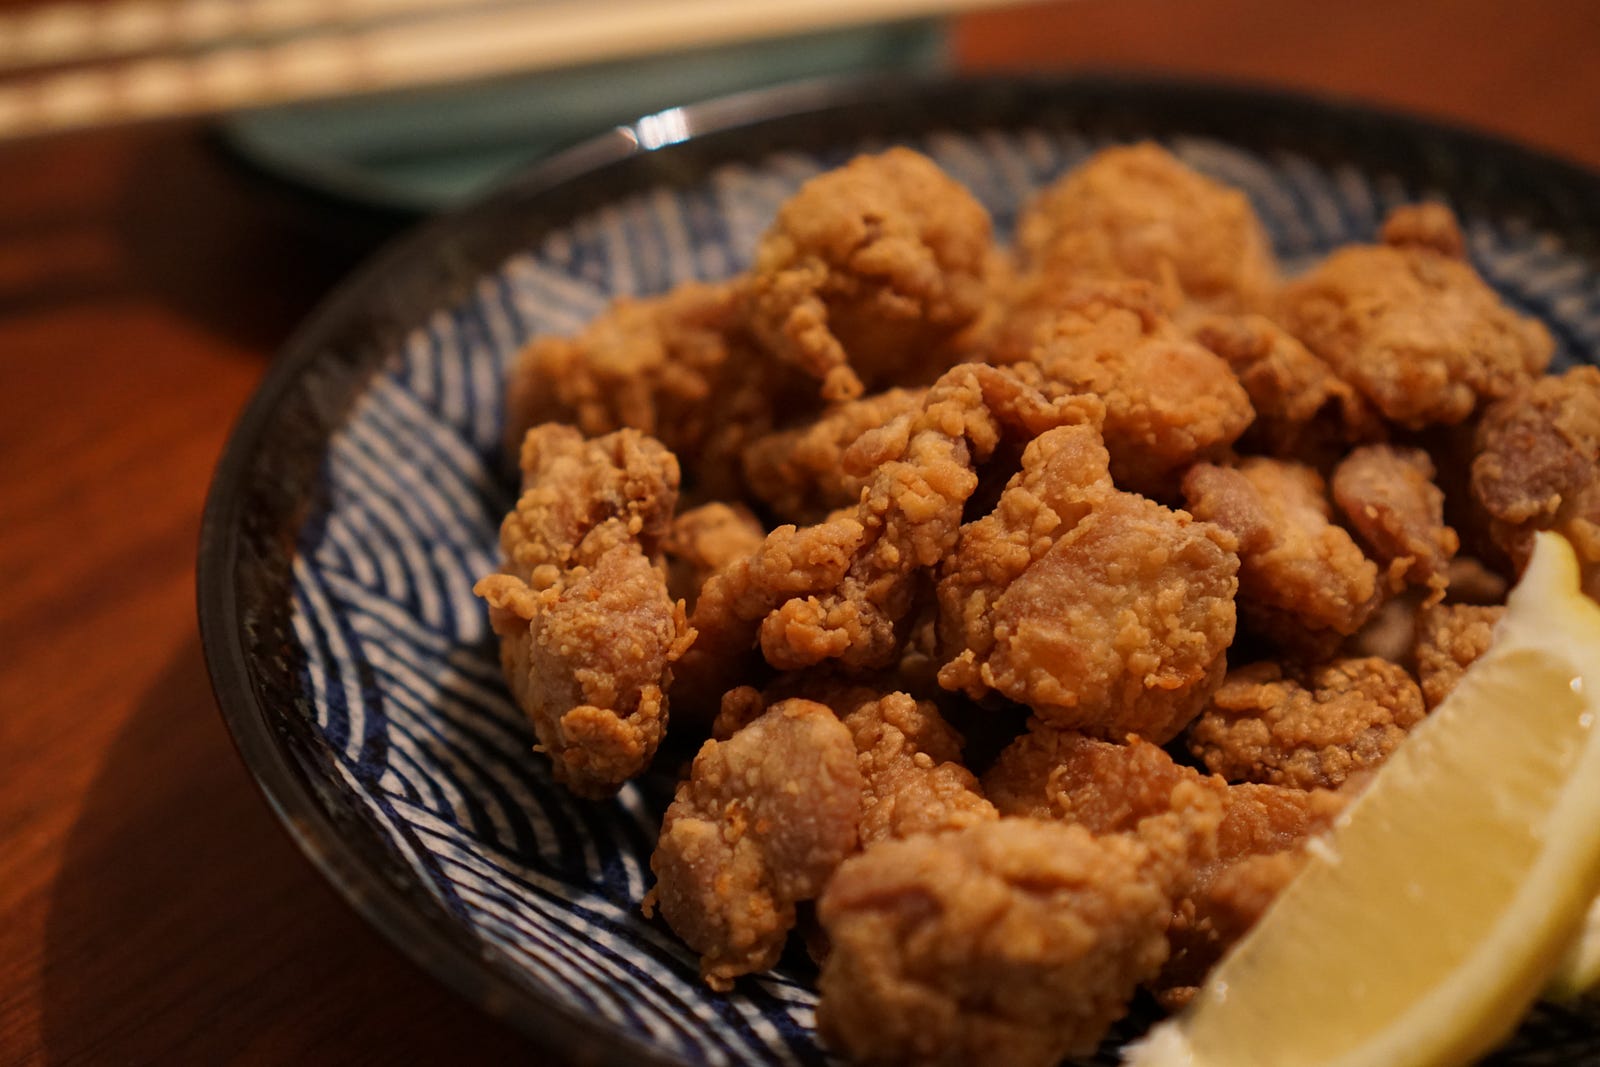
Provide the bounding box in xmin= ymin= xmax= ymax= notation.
xmin=1014 ymin=142 xmax=1278 ymax=314
xmin=816 ymin=818 xmax=1180 ymax=1067
xmin=981 ymin=729 xmax=1344 ymax=1004
xmin=1183 ymin=458 xmax=1380 ymax=656
xmin=1380 ymin=201 xmax=1467 ymax=259
xmin=741 ymin=386 xmax=926 ymax=523
xmin=1021 ymin=280 xmax=1254 ymax=495
xmin=743 ymin=147 xmax=996 ymax=402
xmin=1189 ymin=312 xmax=1381 ymax=461
xmin=1186 ymin=657 xmax=1426 ymax=790
xmin=938 ymin=422 xmax=1239 ymax=743
xmin=1332 ymin=444 xmax=1459 ymax=598
xmin=646 ymin=699 xmax=862 ymax=990
xmin=1414 ymin=603 xmax=1504 ymax=710
xmin=1278 ymin=204 xmax=1553 ymax=428
xmin=504 ymin=280 xmax=780 ymax=498
xmin=718 ymin=682 xmax=998 ymax=846
xmin=838 ymin=689 xmax=999 ymax=845
xmin=663 ymin=502 xmax=765 ymax=607
xmin=1471 ymin=365 xmax=1600 ymax=596
xmin=675 ymin=365 xmax=1102 ymax=713
xmin=475 ymin=426 xmax=692 ymax=796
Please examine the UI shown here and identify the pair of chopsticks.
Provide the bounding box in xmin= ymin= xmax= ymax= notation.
xmin=0 ymin=0 xmax=1025 ymax=142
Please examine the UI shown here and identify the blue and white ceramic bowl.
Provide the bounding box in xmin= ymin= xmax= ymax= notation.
xmin=199 ymin=76 xmax=1600 ymax=1066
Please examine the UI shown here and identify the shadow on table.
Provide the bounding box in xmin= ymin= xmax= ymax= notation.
xmin=40 ymin=637 xmax=527 ymax=1064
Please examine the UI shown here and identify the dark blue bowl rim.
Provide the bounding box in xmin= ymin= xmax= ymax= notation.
xmin=196 ymin=71 xmax=1600 ymax=1065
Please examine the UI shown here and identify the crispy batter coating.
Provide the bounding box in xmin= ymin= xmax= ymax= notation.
xmin=1332 ymin=444 xmax=1459 ymax=598
xmin=741 ymin=387 xmax=927 ymax=523
xmin=1024 ymin=281 xmax=1254 ymax=495
xmin=1183 ymin=458 xmax=1380 ymax=655
xmin=744 ymin=148 xmax=996 ymax=401
xmin=1414 ymin=603 xmax=1504 ymax=710
xmin=647 ymin=699 xmax=862 ymax=989
xmin=982 ymin=729 xmax=1343 ymax=1004
xmin=1015 ymin=142 xmax=1278 ymax=314
xmin=839 ymin=689 xmax=999 ymax=845
xmin=664 ymin=502 xmax=765 ymax=607
xmin=476 ymin=426 xmax=693 ymax=796
xmin=504 ymin=280 xmax=779 ymax=497
xmin=719 ymin=682 xmax=998 ymax=846
xmin=816 ymin=818 xmax=1179 ymax=1067
xmin=1186 ymin=657 xmax=1426 ymax=789
xmin=1471 ymin=365 xmax=1600 ymax=594
xmin=1380 ymin=201 xmax=1467 ymax=260
xmin=1278 ymin=204 xmax=1553 ymax=428
xmin=939 ymin=422 xmax=1239 ymax=743
xmin=675 ymin=365 xmax=1103 ymax=712
xmin=1189 ymin=312 xmax=1381 ymax=461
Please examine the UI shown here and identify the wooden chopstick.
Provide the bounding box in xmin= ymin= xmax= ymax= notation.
xmin=0 ymin=0 xmax=1027 ymax=141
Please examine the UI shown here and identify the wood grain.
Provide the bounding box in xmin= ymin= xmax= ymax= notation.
xmin=2 ymin=1 xmax=1597 ymax=1062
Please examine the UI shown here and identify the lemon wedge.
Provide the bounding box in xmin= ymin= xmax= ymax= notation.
xmin=1125 ymin=532 xmax=1600 ymax=1067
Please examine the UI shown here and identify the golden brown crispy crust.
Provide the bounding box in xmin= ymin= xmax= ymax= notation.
xmin=816 ymin=818 xmax=1178 ymax=1067
xmin=647 ymin=699 xmax=862 ymax=990
xmin=664 ymin=502 xmax=765 ymax=607
xmin=475 ymin=425 xmax=693 ymax=796
xmin=1414 ymin=603 xmax=1504 ymax=710
xmin=1186 ymin=657 xmax=1426 ymax=790
xmin=1023 ymin=280 xmax=1254 ymax=496
xmin=1380 ymin=201 xmax=1467 ymax=260
xmin=1278 ymin=205 xmax=1553 ymax=428
xmin=1014 ymin=141 xmax=1279 ymax=314
xmin=743 ymin=147 xmax=996 ymax=401
xmin=1471 ymin=365 xmax=1600 ymax=594
xmin=937 ymin=422 xmax=1239 ymax=743
xmin=674 ymin=364 xmax=1103 ymax=714
xmin=837 ymin=690 xmax=999 ymax=845
xmin=1332 ymin=444 xmax=1459 ymax=598
xmin=1189 ymin=312 xmax=1382 ymax=461
xmin=741 ymin=386 xmax=927 ymax=523
xmin=503 ymin=280 xmax=781 ymax=498
xmin=982 ymin=728 xmax=1343 ymax=1004
xmin=1183 ymin=458 xmax=1380 ymax=656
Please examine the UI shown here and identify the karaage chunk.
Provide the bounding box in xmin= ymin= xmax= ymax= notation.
xmin=1471 ymin=365 xmax=1600 ymax=594
xmin=1414 ymin=603 xmax=1504 ymax=710
xmin=677 ymin=364 xmax=1102 ymax=713
xmin=504 ymin=280 xmax=776 ymax=497
xmin=475 ymin=425 xmax=692 ymax=796
xmin=664 ymin=502 xmax=765 ymax=607
xmin=1189 ymin=312 xmax=1380 ymax=461
xmin=1015 ymin=142 xmax=1278 ymax=313
xmin=816 ymin=818 xmax=1179 ymax=1067
xmin=1186 ymin=657 xmax=1426 ymax=790
xmin=1332 ymin=444 xmax=1458 ymax=598
xmin=744 ymin=147 xmax=996 ymax=401
xmin=982 ymin=728 xmax=1343 ymax=1005
xmin=938 ymin=422 xmax=1239 ymax=743
xmin=742 ymin=387 xmax=926 ymax=523
xmin=1020 ymin=281 xmax=1253 ymax=495
xmin=647 ymin=699 xmax=862 ymax=989
xmin=1183 ymin=458 xmax=1380 ymax=655
xmin=1279 ymin=204 xmax=1553 ymax=428
xmin=839 ymin=689 xmax=999 ymax=845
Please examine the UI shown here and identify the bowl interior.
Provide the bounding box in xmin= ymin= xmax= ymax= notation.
xmin=201 ymin=76 xmax=1600 ymax=1067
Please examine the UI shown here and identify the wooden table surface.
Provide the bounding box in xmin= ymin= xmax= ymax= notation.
xmin=2 ymin=0 xmax=1597 ymax=1062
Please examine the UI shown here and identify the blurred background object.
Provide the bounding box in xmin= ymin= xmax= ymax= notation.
xmin=0 ymin=0 xmax=1025 ymax=209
